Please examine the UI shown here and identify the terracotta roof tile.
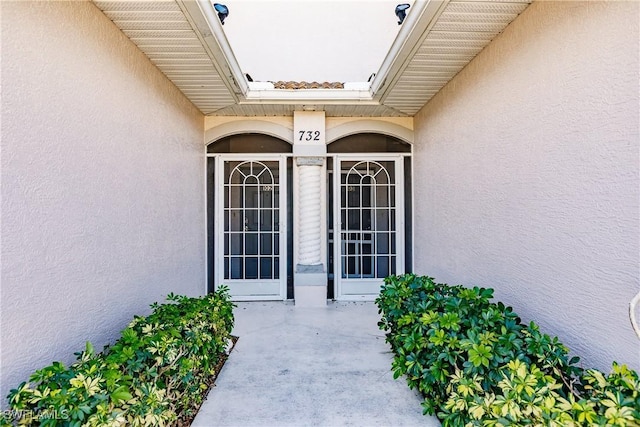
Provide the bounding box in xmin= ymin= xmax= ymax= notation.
xmin=270 ymin=81 xmax=344 ymax=90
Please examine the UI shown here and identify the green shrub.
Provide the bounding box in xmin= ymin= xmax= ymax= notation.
xmin=376 ymin=274 xmax=640 ymax=426
xmin=2 ymin=287 xmax=235 ymax=426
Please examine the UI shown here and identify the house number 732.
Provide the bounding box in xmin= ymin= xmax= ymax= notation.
xmin=298 ymin=130 xmax=321 ymax=141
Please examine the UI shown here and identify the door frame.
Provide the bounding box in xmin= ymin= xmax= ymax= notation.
xmin=214 ymin=154 xmax=288 ymax=301
xmin=331 ymin=154 xmax=406 ymax=301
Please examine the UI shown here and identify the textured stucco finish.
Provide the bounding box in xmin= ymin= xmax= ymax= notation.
xmin=1 ymin=0 xmax=205 ymax=403
xmin=203 ymin=116 xmax=414 ymax=146
xmin=413 ymin=1 xmax=639 ymax=372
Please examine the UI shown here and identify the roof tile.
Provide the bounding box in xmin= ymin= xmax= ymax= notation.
xmin=270 ymin=81 xmax=344 ymax=90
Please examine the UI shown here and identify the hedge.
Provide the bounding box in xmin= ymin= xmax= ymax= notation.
xmin=376 ymin=274 xmax=640 ymax=426
xmin=1 ymin=287 xmax=235 ymax=426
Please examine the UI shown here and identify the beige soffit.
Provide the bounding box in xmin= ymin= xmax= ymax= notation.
xmin=93 ymin=0 xmax=532 ymax=117
xmin=376 ymin=0 xmax=532 ymax=115
xmin=93 ymin=0 xmax=239 ymax=114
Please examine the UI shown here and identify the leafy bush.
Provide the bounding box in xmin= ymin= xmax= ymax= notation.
xmin=376 ymin=274 xmax=640 ymax=426
xmin=2 ymin=287 xmax=235 ymax=426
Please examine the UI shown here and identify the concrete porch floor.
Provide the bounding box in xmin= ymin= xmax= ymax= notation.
xmin=192 ymin=301 xmax=441 ymax=427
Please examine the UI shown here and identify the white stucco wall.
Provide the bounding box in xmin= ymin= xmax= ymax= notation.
xmin=413 ymin=1 xmax=639 ymax=372
xmin=1 ymin=0 xmax=205 ymax=404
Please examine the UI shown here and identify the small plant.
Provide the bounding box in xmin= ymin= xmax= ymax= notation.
xmin=376 ymin=274 xmax=640 ymax=426
xmin=3 ymin=287 xmax=235 ymax=426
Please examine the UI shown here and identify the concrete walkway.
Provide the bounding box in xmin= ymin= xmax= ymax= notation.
xmin=192 ymin=301 xmax=441 ymax=427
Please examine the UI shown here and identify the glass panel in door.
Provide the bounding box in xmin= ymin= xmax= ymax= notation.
xmin=335 ymin=159 xmax=403 ymax=299
xmin=219 ymin=159 xmax=285 ymax=299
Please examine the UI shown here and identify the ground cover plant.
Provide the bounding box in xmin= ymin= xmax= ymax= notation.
xmin=1 ymin=287 xmax=235 ymax=426
xmin=376 ymin=274 xmax=640 ymax=426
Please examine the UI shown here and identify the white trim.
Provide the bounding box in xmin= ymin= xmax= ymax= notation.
xmin=205 ymin=120 xmax=294 ymax=145
xmin=292 ymin=161 xmax=300 ymax=267
xmin=332 ymin=156 xmax=340 ymax=299
xmin=204 ymin=151 xmax=209 ymax=296
xmin=204 ymin=119 xmax=414 ymax=150
xmin=242 ymin=89 xmax=376 ymax=104
xmin=214 ymin=156 xmax=222 ymax=296
xmin=326 ymin=120 xmax=414 ymax=145
xmin=324 ymin=153 xmax=412 ymax=161
xmin=397 ymin=158 xmax=406 ymax=279
xmin=278 ymin=156 xmax=289 ymax=301
xmin=176 ymin=0 xmax=244 ymax=98
xmin=410 ymin=155 xmax=416 ymax=274
xmin=212 ymin=154 xmax=290 ymax=161
xmin=371 ymin=0 xmax=450 ymax=102
xmin=178 ymin=0 xmax=449 ymax=105
xmin=333 ymin=155 xmax=406 ymax=301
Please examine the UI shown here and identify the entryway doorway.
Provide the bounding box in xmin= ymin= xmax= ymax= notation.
xmin=207 ymin=134 xmax=293 ymax=301
xmin=207 ymin=131 xmax=412 ymax=302
xmin=327 ymin=133 xmax=412 ymax=301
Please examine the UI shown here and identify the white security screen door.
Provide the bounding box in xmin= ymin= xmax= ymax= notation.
xmin=333 ymin=157 xmax=404 ymax=299
xmin=215 ymin=157 xmax=287 ymax=300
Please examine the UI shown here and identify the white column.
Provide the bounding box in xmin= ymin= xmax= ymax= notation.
xmin=297 ymin=158 xmax=322 ymax=265
xmin=293 ymin=111 xmax=327 ymax=307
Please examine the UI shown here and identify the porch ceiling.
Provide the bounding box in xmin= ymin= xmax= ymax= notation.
xmin=92 ymin=0 xmax=532 ymax=117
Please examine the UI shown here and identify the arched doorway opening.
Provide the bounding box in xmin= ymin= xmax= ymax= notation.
xmin=327 ymin=133 xmax=412 ymax=300
xmin=207 ymin=134 xmax=293 ymax=300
